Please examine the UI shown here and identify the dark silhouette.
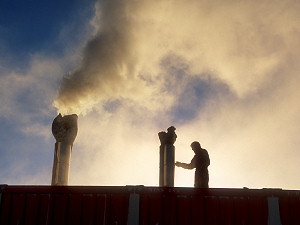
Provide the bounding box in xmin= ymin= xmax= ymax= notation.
xmin=158 ymin=126 xmax=177 ymax=187
xmin=51 ymin=113 xmax=78 ymax=185
xmin=158 ymin=126 xmax=177 ymax=145
xmin=175 ymin=141 xmax=210 ymax=188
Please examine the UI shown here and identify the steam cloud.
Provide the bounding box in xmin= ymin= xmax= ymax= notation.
xmin=54 ymin=0 xmax=150 ymax=114
xmin=54 ymin=0 xmax=300 ymax=115
xmin=2 ymin=0 xmax=300 ymax=188
xmin=50 ymin=0 xmax=300 ymax=188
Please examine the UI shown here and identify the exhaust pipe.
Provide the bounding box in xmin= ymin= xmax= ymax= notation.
xmin=51 ymin=114 xmax=78 ymax=185
xmin=158 ymin=126 xmax=177 ymax=187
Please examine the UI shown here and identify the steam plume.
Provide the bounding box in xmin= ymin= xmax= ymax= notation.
xmin=54 ymin=0 xmax=300 ymax=115
xmin=50 ymin=0 xmax=300 ymax=188
xmin=54 ymin=0 xmax=146 ymax=114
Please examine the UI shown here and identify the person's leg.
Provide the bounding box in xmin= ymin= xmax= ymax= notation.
xmin=195 ymin=172 xmax=209 ymax=188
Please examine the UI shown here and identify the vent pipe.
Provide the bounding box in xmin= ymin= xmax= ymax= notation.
xmin=51 ymin=114 xmax=78 ymax=185
xmin=158 ymin=126 xmax=177 ymax=187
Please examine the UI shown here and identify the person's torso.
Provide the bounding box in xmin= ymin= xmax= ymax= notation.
xmin=194 ymin=149 xmax=209 ymax=172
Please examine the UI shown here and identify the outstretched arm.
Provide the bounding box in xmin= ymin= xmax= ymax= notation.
xmin=175 ymin=160 xmax=195 ymax=170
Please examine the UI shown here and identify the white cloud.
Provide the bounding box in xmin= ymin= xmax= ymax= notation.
xmin=60 ymin=0 xmax=300 ymax=189
xmin=2 ymin=0 xmax=300 ymax=189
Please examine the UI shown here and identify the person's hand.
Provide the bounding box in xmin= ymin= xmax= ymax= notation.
xmin=175 ymin=161 xmax=182 ymax=167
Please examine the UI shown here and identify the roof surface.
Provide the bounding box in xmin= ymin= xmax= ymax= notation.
xmin=1 ymin=185 xmax=299 ymax=225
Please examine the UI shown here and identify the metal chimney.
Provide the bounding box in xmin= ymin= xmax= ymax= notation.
xmin=158 ymin=126 xmax=176 ymax=187
xmin=51 ymin=114 xmax=78 ymax=185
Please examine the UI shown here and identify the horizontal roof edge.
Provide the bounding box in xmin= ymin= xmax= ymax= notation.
xmin=1 ymin=185 xmax=300 ymax=197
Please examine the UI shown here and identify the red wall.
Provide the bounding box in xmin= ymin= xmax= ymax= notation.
xmin=0 ymin=185 xmax=299 ymax=225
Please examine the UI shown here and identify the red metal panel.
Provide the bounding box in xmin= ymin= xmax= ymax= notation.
xmin=109 ymin=194 xmax=129 ymax=225
xmin=206 ymin=197 xmax=220 ymax=225
xmin=248 ymin=197 xmax=268 ymax=225
xmin=176 ymin=195 xmax=192 ymax=225
xmin=0 ymin=193 xmax=12 ymax=225
xmin=2 ymin=185 xmax=300 ymax=225
xmin=38 ymin=194 xmax=54 ymax=225
xmin=219 ymin=197 xmax=235 ymax=225
xmin=10 ymin=194 xmax=26 ymax=225
xmin=95 ymin=194 xmax=108 ymax=225
xmin=191 ymin=196 xmax=206 ymax=225
xmin=262 ymin=198 xmax=269 ymax=225
xmin=81 ymin=194 xmax=97 ymax=225
xmin=139 ymin=195 xmax=150 ymax=225
xmin=148 ymin=195 xmax=163 ymax=225
xmin=287 ymin=197 xmax=300 ymax=224
xmin=52 ymin=194 xmax=68 ymax=225
xmin=24 ymin=194 xmax=40 ymax=225
xmin=279 ymin=198 xmax=291 ymax=225
xmin=233 ymin=197 xmax=249 ymax=224
xmin=163 ymin=195 xmax=177 ymax=225
xmin=68 ymin=194 xmax=83 ymax=225
xmin=279 ymin=197 xmax=300 ymax=225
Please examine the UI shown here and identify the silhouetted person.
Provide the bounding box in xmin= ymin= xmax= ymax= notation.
xmin=175 ymin=141 xmax=210 ymax=188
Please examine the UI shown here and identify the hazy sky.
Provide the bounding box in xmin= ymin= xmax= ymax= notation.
xmin=1 ymin=0 xmax=300 ymax=190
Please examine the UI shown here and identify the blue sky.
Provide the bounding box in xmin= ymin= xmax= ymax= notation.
xmin=0 ymin=0 xmax=96 ymax=183
xmin=0 ymin=0 xmax=94 ymax=58
xmin=1 ymin=0 xmax=300 ymax=189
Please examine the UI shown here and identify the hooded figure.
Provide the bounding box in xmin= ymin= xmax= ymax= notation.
xmin=175 ymin=141 xmax=210 ymax=188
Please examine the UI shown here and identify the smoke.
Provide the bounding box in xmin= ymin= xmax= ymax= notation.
xmin=50 ymin=0 xmax=300 ymax=188
xmin=53 ymin=0 xmax=154 ymax=114
xmin=54 ymin=0 xmax=300 ymax=115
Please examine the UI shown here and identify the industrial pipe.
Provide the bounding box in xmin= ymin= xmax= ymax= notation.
xmin=158 ymin=126 xmax=177 ymax=187
xmin=51 ymin=114 xmax=78 ymax=185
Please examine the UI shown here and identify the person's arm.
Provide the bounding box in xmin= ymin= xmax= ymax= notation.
xmin=175 ymin=157 xmax=196 ymax=170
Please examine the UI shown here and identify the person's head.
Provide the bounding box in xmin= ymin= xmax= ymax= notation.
xmin=167 ymin=126 xmax=176 ymax=133
xmin=190 ymin=141 xmax=201 ymax=152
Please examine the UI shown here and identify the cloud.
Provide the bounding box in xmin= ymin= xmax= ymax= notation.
xmin=54 ymin=0 xmax=300 ymax=114
xmin=2 ymin=0 xmax=300 ymax=189
xmin=0 ymin=56 xmax=63 ymax=122
xmin=0 ymin=52 xmax=89 ymax=185
xmin=0 ymin=1 xmax=96 ymax=185
xmin=61 ymin=0 xmax=300 ymax=189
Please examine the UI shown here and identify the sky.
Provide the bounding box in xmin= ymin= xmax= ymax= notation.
xmin=1 ymin=0 xmax=300 ymax=190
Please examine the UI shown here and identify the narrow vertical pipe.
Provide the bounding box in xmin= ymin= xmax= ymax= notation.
xmin=51 ymin=142 xmax=59 ymax=185
xmin=51 ymin=142 xmax=73 ymax=185
xmin=164 ymin=145 xmax=175 ymax=187
xmin=51 ymin=114 xmax=78 ymax=186
xmin=158 ymin=126 xmax=176 ymax=187
xmin=159 ymin=145 xmax=165 ymax=187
